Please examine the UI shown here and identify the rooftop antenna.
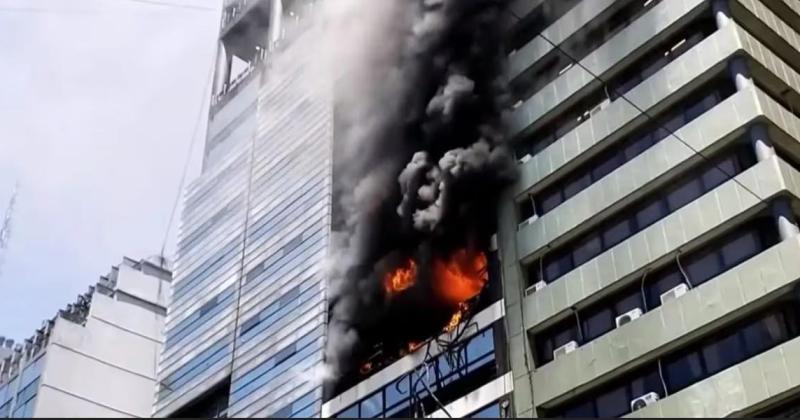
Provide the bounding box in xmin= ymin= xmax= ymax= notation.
xmin=0 ymin=182 xmax=19 ymax=277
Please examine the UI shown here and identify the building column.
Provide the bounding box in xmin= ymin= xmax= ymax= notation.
xmin=749 ymin=123 xmax=775 ymax=162
xmin=212 ymin=41 xmax=231 ymax=96
xmin=772 ymin=198 xmax=800 ymax=240
xmin=728 ymin=56 xmax=752 ymax=91
xmin=713 ymin=0 xmax=732 ymax=28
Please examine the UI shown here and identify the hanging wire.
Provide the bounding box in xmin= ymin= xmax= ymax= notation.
xmin=675 ymin=251 xmax=694 ymax=289
xmin=503 ymin=9 xmax=770 ymax=218
xmin=640 ymin=268 xmax=650 ymax=312
xmin=159 ymin=53 xmax=217 ymax=264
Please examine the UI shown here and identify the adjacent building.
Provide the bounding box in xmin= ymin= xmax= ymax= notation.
xmin=152 ymin=0 xmax=331 ymax=417
xmin=501 ymin=0 xmax=800 ymax=417
xmin=0 ymin=256 xmax=170 ymax=418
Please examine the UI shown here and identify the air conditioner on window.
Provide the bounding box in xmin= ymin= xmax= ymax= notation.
xmin=518 ymin=214 xmax=538 ymax=230
xmin=526 ymin=280 xmax=547 ymax=296
xmin=553 ymin=340 xmax=578 ymax=360
xmin=615 ymin=307 xmax=643 ymax=328
xmin=630 ymin=392 xmax=660 ymax=412
xmin=660 ymin=283 xmax=689 ymax=305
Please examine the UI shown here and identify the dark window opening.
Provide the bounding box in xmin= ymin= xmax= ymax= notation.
xmin=511 ymin=0 xmax=666 ymax=103
xmin=512 ymin=12 xmax=716 ymax=161
xmin=517 ymin=75 xmax=735 ymax=221
xmin=525 ymin=143 xmax=757 ymax=288
xmin=506 ymin=0 xmax=583 ymax=53
xmin=532 ymin=215 xmax=780 ymax=366
xmin=545 ymin=301 xmax=800 ymax=417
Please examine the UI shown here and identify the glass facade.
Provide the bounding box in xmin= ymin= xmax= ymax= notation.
xmin=154 ymin=3 xmax=331 ymax=417
xmin=331 ymin=326 xmax=501 ymax=418
xmin=0 ymin=355 xmax=43 ymax=419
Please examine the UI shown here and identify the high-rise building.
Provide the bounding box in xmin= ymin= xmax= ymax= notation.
xmin=501 ymin=0 xmax=800 ymax=417
xmin=0 ymin=256 xmax=171 ymax=418
xmin=152 ymin=0 xmax=331 ymax=417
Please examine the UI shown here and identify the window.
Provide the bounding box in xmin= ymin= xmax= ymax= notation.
xmin=332 ymin=326 xmax=499 ymax=418
xmin=360 ymin=392 xmax=383 ymax=418
xmin=522 ymin=75 xmax=734 ymax=220
xmin=469 ymin=402 xmax=501 ymax=418
xmin=663 ymin=351 xmax=704 ymax=392
xmin=551 ymin=304 xmax=800 ymax=417
xmin=533 ymin=216 xmax=779 ymax=367
xmin=527 ymin=144 xmax=756 ymax=288
xmin=512 ymin=12 xmax=717 ymax=160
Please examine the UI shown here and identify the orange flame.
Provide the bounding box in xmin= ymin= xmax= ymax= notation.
xmin=359 ymin=362 xmax=372 ymax=375
xmin=444 ymin=302 xmax=469 ymax=333
xmin=432 ymin=249 xmax=488 ymax=305
xmin=384 ymin=259 xmax=417 ymax=297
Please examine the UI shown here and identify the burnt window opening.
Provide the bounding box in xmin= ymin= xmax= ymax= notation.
xmin=330 ymin=324 xmax=505 ymax=418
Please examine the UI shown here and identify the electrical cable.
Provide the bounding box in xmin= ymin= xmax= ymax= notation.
xmin=640 ymin=269 xmax=649 ymax=312
xmin=573 ymin=307 xmax=583 ymax=343
xmin=675 ymin=251 xmax=694 ymax=289
xmin=159 ymin=53 xmax=217 ymax=264
xmin=503 ymin=9 xmax=770 ymax=218
xmin=0 ymin=0 xmax=215 ymax=13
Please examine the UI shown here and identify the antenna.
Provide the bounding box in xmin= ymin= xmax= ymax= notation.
xmin=0 ymin=182 xmax=19 ymax=276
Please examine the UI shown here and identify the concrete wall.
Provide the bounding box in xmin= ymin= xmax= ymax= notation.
xmin=32 ymin=267 xmax=168 ymax=418
xmin=500 ymin=0 xmax=800 ymax=417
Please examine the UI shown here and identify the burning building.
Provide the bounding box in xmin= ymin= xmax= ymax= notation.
xmin=321 ymin=0 xmax=516 ymax=416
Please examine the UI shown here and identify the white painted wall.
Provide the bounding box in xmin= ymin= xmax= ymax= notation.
xmin=30 ymin=261 xmax=169 ymax=418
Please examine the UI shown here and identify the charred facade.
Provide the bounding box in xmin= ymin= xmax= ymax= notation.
xmin=325 ymin=0 xmax=516 ymax=392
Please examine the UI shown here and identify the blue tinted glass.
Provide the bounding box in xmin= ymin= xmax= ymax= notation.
xmin=335 ymin=404 xmax=358 ymax=418
xmin=664 ymin=351 xmax=705 ymax=393
xmin=360 ymin=392 xmax=383 ymax=418
xmin=385 ymin=376 xmax=411 ymax=409
xmin=466 ymin=329 xmax=494 ymax=361
xmin=161 ymin=335 xmax=232 ymax=397
xmin=469 ymin=402 xmax=500 ymax=418
xmin=702 ymin=332 xmax=743 ymax=374
xmin=595 ymin=385 xmax=628 ymax=418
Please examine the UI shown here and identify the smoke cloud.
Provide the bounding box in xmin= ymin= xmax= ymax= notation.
xmin=318 ymin=0 xmax=516 ymax=380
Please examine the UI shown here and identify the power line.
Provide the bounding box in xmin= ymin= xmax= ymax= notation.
xmin=505 ymin=10 xmax=769 ymax=211
xmin=0 ymin=0 xmax=215 ymax=14
xmin=124 ymin=0 xmax=215 ymax=11
xmin=159 ymin=54 xmax=216 ymax=262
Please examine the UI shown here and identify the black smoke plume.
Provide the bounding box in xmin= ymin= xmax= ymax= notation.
xmin=324 ymin=0 xmax=516 ymax=383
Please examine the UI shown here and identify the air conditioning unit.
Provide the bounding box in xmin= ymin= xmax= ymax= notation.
xmin=660 ymin=283 xmax=689 ymax=305
xmin=526 ymin=280 xmax=547 ymax=296
xmin=518 ymin=214 xmax=538 ymax=230
xmin=615 ymin=308 xmax=643 ymax=328
xmin=630 ymin=392 xmax=660 ymax=412
xmin=518 ymin=153 xmax=532 ymax=164
xmin=552 ymin=340 xmax=578 ymax=360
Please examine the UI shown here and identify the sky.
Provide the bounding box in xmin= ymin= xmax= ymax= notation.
xmin=0 ymin=0 xmax=220 ymax=341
